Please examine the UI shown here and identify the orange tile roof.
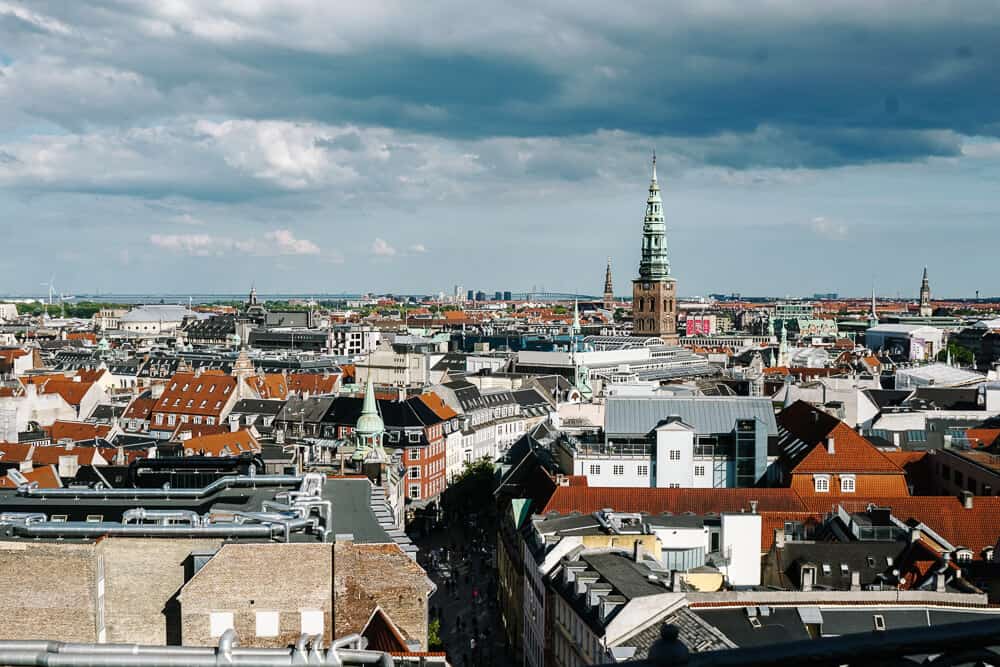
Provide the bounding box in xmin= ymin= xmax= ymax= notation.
xmin=780 ymin=401 xmax=903 ymax=474
xmin=801 ymin=496 xmax=1000 ymax=557
xmin=790 ymin=473 xmax=910 ymax=497
xmin=123 ymin=395 xmax=156 ymax=420
xmin=75 ymin=368 xmax=107 ymax=383
xmin=246 ymin=374 xmax=289 ymax=400
xmin=46 ymin=420 xmax=111 ymax=442
xmin=967 ymin=429 xmax=1000 ymax=449
xmin=0 ymin=348 xmax=29 ymax=362
xmin=416 ymin=392 xmax=458 ymax=420
xmin=29 ymin=378 xmax=96 ymax=407
xmin=287 ymin=373 xmax=339 ymax=396
xmin=0 ymin=465 xmax=62 ymax=489
xmin=542 ymin=487 xmax=807 ymax=515
xmin=30 ymin=444 xmax=107 ymax=466
xmin=180 ymin=429 xmax=260 ymax=456
xmin=0 ymin=443 xmax=35 ymax=463
xmin=153 ymin=371 xmax=235 ymax=417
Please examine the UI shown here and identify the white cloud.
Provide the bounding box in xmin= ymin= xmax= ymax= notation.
xmin=809 ymin=216 xmax=849 ymax=240
xmin=171 ymin=213 xmax=205 ymax=225
xmin=409 ymin=243 xmax=427 ymax=253
xmin=371 ymin=237 xmax=397 ymax=257
xmin=265 ymin=229 xmax=320 ymax=255
xmin=150 ymin=229 xmax=321 ymax=256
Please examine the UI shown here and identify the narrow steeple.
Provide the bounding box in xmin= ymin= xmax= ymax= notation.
xmin=637 ymin=152 xmax=671 ymax=281
xmin=603 ymin=257 xmax=614 ymax=309
xmin=919 ymin=267 xmax=932 ymax=317
xmin=572 ymin=299 xmax=581 ymax=334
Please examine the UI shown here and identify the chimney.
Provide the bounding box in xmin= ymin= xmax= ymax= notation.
xmin=850 ymin=571 xmax=861 ymax=592
xmin=633 ymin=539 xmax=644 ymax=563
xmin=827 ymin=437 xmax=835 ymax=454
xmin=774 ymin=528 xmax=785 ymax=550
xmin=935 ymin=572 xmax=946 ymax=592
xmin=670 ymin=571 xmax=683 ymax=592
xmin=910 ymin=527 xmax=923 ymax=543
xmin=749 ymin=500 xmax=758 ymax=514
xmin=961 ymin=491 xmax=973 ymax=509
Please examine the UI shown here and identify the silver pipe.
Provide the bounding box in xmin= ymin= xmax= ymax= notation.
xmin=0 ymin=513 xmax=48 ymax=525
xmin=121 ymin=508 xmax=201 ymax=526
xmin=7 ymin=517 xmax=313 ymax=540
xmin=17 ymin=475 xmax=302 ymax=499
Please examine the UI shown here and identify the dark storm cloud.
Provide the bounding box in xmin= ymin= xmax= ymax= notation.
xmin=2 ymin=1 xmax=999 ymax=170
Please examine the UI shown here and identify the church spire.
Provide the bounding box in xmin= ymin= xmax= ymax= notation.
xmin=637 ymin=152 xmax=671 ymax=281
xmin=919 ymin=267 xmax=932 ymax=317
xmin=603 ymin=257 xmax=614 ymax=309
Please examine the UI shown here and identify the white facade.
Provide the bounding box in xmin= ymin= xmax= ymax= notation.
xmin=718 ymin=513 xmax=762 ymax=587
xmin=654 ymin=421 xmax=695 ymax=488
xmin=0 ymin=386 xmax=76 ymax=441
xmin=0 ymin=303 xmax=18 ymax=322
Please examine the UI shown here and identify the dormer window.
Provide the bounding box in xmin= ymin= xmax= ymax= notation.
xmin=814 ymin=475 xmax=830 ymax=493
xmin=955 ymin=549 xmax=973 ymax=563
xmin=840 ymin=475 xmax=856 ymax=493
xmin=209 ymin=385 xmax=216 ymax=393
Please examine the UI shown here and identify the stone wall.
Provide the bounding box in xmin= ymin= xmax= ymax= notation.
xmin=0 ymin=541 xmax=96 ymax=641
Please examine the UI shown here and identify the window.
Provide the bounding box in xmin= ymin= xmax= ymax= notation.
xmin=408 ymin=431 xmax=420 ymax=443
xmin=612 ymin=465 xmax=624 ymax=476
xmin=167 ymin=414 xmax=176 ymax=426
xmin=409 ymin=466 xmax=420 ymax=479
xmin=840 ymin=563 xmax=849 ymax=574
xmin=749 ymin=617 xmax=762 ymax=629
xmin=256 ymin=611 xmax=279 ymax=637
xmin=210 ymin=612 xmax=234 ymax=638
xmin=873 ymin=615 xmax=886 ymax=632
xmin=814 ymin=475 xmax=830 ymax=493
xmin=300 ymin=610 xmax=324 ymax=635
xmin=669 ymin=483 xmax=680 ymax=488
xmin=207 ymin=417 xmax=215 ymax=426
xmin=409 ymin=484 xmax=421 ymax=500
xmin=822 ymin=563 xmax=831 ymax=575
xmin=409 ymin=449 xmax=420 ymax=461
xmin=669 ymin=450 xmax=681 ymax=461
xmin=840 ymin=475 xmax=856 ymax=493
xmin=194 ymin=416 xmax=202 ymax=425
xmin=637 ymin=465 xmax=649 ymax=476
xmin=589 ymin=464 xmax=601 ymax=475
xmin=694 ymin=466 xmax=706 ymax=477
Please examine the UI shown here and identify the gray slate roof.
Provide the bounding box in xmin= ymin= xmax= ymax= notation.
xmin=605 ymin=397 xmax=778 ymax=437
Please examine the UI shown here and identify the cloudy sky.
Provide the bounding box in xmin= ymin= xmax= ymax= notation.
xmin=1 ymin=1 xmax=997 ymax=298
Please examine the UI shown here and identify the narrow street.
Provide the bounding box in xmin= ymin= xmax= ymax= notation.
xmin=410 ymin=515 xmax=516 ymax=667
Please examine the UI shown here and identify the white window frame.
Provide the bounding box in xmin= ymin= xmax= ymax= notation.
xmin=256 ymin=611 xmax=280 ymax=637
xmin=612 ymin=464 xmax=624 ymax=476
xmin=669 ymin=450 xmax=681 ymax=461
xmin=588 ymin=464 xmax=601 ymax=475
xmin=210 ymin=612 xmax=234 ymax=638
xmin=300 ymin=610 xmax=324 ymax=635
xmin=814 ymin=475 xmax=830 ymax=493
xmin=694 ymin=466 xmax=706 ymax=477
xmin=637 ymin=465 xmax=649 ymax=477
xmin=840 ymin=475 xmax=856 ymax=493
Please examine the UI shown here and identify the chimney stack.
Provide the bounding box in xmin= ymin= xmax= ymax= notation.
xmin=850 ymin=571 xmax=861 ymax=592
xmin=633 ymin=539 xmax=644 ymax=563
xmin=827 ymin=437 xmax=835 ymax=454
xmin=774 ymin=528 xmax=785 ymax=550
xmin=961 ymin=491 xmax=974 ymax=509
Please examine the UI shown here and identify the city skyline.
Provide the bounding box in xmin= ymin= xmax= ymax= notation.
xmin=1 ymin=2 xmax=998 ymax=296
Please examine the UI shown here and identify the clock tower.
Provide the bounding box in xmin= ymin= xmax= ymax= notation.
xmin=632 ymin=154 xmax=678 ymax=342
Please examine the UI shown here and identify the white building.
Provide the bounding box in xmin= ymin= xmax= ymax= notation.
xmin=0 ymin=384 xmax=77 ymax=441
xmin=120 ymin=305 xmax=197 ymax=334
xmin=865 ymin=324 xmax=944 ymax=361
xmin=556 ymin=397 xmax=777 ymax=489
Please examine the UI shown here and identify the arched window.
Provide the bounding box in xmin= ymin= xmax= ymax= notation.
xmin=664 ymin=299 xmax=669 ymax=311
xmin=648 ymin=297 xmax=655 ymax=312
xmin=637 ymin=299 xmax=644 ymax=313
xmin=647 ymin=318 xmax=655 ymax=331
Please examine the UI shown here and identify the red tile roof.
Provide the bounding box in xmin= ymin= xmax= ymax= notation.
xmin=180 ymin=429 xmax=259 ymax=457
xmin=801 ymin=496 xmax=1000 ymax=557
xmin=246 ymin=374 xmax=288 ymax=400
xmin=46 ymin=420 xmax=111 ymax=443
xmin=287 ymin=373 xmax=340 ymax=396
xmin=0 ymin=465 xmax=62 ymax=489
xmin=542 ymin=487 xmax=807 ymax=515
xmin=781 ymin=401 xmax=903 ymax=474
xmin=153 ymin=371 xmax=235 ymax=417
xmin=123 ymin=395 xmax=156 ymax=420
xmin=967 ymin=429 xmax=1000 ymax=449
xmin=416 ymin=392 xmax=458 ymax=420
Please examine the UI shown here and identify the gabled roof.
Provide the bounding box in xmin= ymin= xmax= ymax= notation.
xmin=245 ymin=374 xmax=288 ymax=400
xmin=152 ymin=370 xmax=236 ymax=416
xmin=779 ymin=401 xmax=903 ymax=474
xmin=287 ymin=372 xmax=340 ymax=396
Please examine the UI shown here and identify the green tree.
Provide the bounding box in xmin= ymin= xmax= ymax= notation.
xmin=937 ymin=342 xmax=975 ymax=365
xmin=428 ymin=618 xmax=443 ymax=650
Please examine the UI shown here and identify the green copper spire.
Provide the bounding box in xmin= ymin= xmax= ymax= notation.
xmin=638 ymin=152 xmax=672 ymax=281
xmin=355 ymin=378 xmax=384 ymax=436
